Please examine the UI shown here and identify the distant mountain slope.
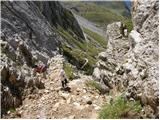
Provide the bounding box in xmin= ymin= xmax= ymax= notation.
xmin=74 ymin=14 xmax=105 ymax=36
xmin=93 ymin=1 xmax=131 ymax=17
xmin=62 ymin=1 xmax=129 ymax=29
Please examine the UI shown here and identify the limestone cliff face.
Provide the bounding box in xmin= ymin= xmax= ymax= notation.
xmin=125 ymin=0 xmax=159 ymax=116
xmin=93 ymin=0 xmax=159 ymax=118
xmin=1 ymin=1 xmax=84 ymax=116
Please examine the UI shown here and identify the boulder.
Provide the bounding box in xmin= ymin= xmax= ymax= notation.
xmin=98 ymin=52 xmax=107 ymax=61
xmin=129 ymin=30 xmax=142 ymax=49
xmin=92 ymin=67 xmax=101 ymax=81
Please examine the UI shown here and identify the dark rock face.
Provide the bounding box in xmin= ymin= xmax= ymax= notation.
xmin=1 ymin=1 xmax=85 ymax=63
xmin=2 ymin=1 xmax=58 ymax=60
xmin=1 ymin=1 xmax=85 ymax=116
xmin=34 ymin=1 xmax=85 ymax=40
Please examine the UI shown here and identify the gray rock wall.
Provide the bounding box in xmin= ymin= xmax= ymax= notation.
xmin=126 ymin=0 xmax=159 ymax=117
xmin=35 ymin=1 xmax=85 ymax=40
xmin=93 ymin=0 xmax=159 ymax=118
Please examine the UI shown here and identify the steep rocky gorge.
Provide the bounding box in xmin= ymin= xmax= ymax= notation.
xmin=0 ymin=0 xmax=159 ymax=119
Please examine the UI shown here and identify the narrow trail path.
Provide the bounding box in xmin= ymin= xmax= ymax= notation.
xmin=15 ymin=55 xmax=109 ymax=119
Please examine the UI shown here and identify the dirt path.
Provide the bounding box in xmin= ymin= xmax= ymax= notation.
xmin=10 ymin=55 xmax=109 ymax=119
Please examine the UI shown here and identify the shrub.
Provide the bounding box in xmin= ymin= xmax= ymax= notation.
xmin=61 ymin=45 xmax=96 ymax=75
xmin=123 ymin=19 xmax=133 ymax=33
xmin=85 ymin=80 xmax=102 ymax=92
xmin=98 ymin=96 xmax=142 ymax=119
xmin=9 ymin=107 xmax=16 ymax=113
xmin=64 ymin=63 xmax=75 ymax=80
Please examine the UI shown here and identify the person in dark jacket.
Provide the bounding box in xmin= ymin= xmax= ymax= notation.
xmin=58 ymin=68 xmax=68 ymax=89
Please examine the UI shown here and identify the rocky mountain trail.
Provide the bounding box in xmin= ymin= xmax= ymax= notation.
xmin=1 ymin=0 xmax=159 ymax=119
xmin=4 ymin=55 xmax=111 ymax=119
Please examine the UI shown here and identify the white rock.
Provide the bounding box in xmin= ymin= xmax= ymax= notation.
xmin=44 ymin=90 xmax=49 ymax=93
xmin=98 ymin=52 xmax=107 ymax=61
xmin=116 ymin=22 xmax=122 ymax=28
xmin=131 ymin=68 xmax=139 ymax=78
xmin=124 ymin=29 xmax=128 ymax=36
xmin=7 ymin=111 xmax=11 ymax=114
xmin=73 ymin=102 xmax=80 ymax=107
xmin=129 ymin=30 xmax=142 ymax=49
xmin=41 ymin=96 xmax=45 ymax=101
xmin=93 ymin=104 xmax=101 ymax=110
xmin=60 ymin=92 xmax=70 ymax=98
xmin=93 ymin=68 xmax=101 ymax=81
xmin=82 ymin=96 xmax=91 ymax=102
xmin=85 ymin=104 xmax=89 ymax=108
xmin=24 ymin=104 xmax=29 ymax=107
xmin=54 ymin=102 xmax=60 ymax=108
xmin=68 ymin=115 xmax=75 ymax=119
xmin=83 ymin=89 xmax=87 ymax=93
xmin=67 ymin=97 xmax=72 ymax=104
xmin=95 ymin=96 xmax=99 ymax=99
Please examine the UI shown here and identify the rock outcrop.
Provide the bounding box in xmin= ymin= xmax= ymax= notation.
xmin=93 ymin=0 xmax=159 ymax=118
xmin=125 ymin=0 xmax=159 ymax=117
xmin=93 ymin=22 xmax=129 ymax=93
xmin=1 ymin=1 xmax=85 ymax=116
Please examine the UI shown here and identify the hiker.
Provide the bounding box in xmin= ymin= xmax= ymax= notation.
xmin=32 ymin=64 xmax=47 ymax=78
xmin=120 ymin=23 xmax=127 ymax=37
xmin=58 ymin=68 xmax=68 ymax=89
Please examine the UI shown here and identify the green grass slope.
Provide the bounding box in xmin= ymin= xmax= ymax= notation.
xmin=62 ymin=1 xmax=125 ymax=28
xmin=57 ymin=26 xmax=107 ymax=75
xmin=99 ymin=96 xmax=142 ymax=119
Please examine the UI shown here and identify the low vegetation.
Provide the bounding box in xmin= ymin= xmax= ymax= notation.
xmin=98 ymin=96 xmax=142 ymax=119
xmin=82 ymin=12 xmax=123 ymax=27
xmin=57 ymin=26 xmax=106 ymax=75
xmin=64 ymin=63 xmax=75 ymax=80
xmin=85 ymin=80 xmax=102 ymax=92
xmin=63 ymin=2 xmax=125 ymax=27
xmin=123 ymin=19 xmax=133 ymax=33
xmin=60 ymin=44 xmax=96 ymax=75
xmin=8 ymin=107 xmax=16 ymax=113
xmin=83 ymin=27 xmax=107 ymax=48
